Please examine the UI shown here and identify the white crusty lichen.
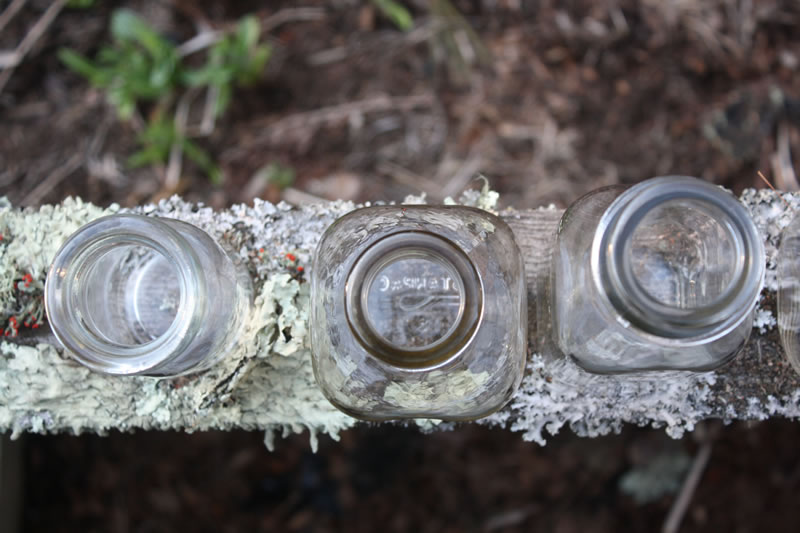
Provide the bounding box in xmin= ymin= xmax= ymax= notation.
xmin=482 ymin=354 xmax=717 ymax=445
xmin=1 ymin=188 xmax=799 ymax=449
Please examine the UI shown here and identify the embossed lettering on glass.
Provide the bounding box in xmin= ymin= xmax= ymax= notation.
xmin=45 ymin=214 xmax=252 ymax=376
xmin=311 ymin=206 xmax=527 ymax=420
xmin=552 ymin=176 xmax=764 ymax=373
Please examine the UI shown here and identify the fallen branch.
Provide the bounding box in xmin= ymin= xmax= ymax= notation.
xmin=0 ymin=188 xmax=798 ymax=449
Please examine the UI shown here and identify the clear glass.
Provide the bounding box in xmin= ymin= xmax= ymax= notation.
xmin=552 ymin=176 xmax=764 ymax=373
xmin=45 ymin=214 xmax=252 ymax=376
xmin=778 ymin=215 xmax=800 ymax=375
xmin=310 ymin=206 xmax=527 ymax=421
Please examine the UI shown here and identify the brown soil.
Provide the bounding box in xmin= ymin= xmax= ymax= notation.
xmin=22 ymin=421 xmax=800 ymax=533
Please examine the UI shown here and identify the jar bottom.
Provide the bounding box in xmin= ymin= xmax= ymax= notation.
xmin=76 ymin=243 xmax=182 ymax=347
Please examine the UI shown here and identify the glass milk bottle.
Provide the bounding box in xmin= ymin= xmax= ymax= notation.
xmin=45 ymin=214 xmax=252 ymax=376
xmin=552 ymin=176 xmax=764 ymax=373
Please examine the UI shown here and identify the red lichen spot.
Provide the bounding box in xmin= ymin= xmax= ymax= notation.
xmin=22 ymin=273 xmax=33 ymax=287
xmin=296 ymin=266 xmax=304 ymax=272
xmin=286 ymin=253 xmax=296 ymax=262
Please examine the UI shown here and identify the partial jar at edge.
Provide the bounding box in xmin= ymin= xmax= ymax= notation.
xmin=551 ymin=176 xmax=765 ymax=373
xmin=777 ymin=213 xmax=800 ymax=376
xmin=45 ymin=214 xmax=252 ymax=376
xmin=310 ymin=205 xmax=527 ymax=421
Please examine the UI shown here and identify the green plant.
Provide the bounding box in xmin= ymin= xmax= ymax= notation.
xmin=59 ymin=9 xmax=271 ymax=184
xmin=371 ymin=0 xmax=413 ymax=31
xmin=59 ymin=10 xmax=181 ymax=119
xmin=128 ymin=113 xmax=221 ymax=184
xmin=184 ymin=16 xmax=272 ymax=117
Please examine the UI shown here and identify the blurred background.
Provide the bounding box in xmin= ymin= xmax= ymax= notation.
xmin=2 ymin=0 xmax=800 ymax=531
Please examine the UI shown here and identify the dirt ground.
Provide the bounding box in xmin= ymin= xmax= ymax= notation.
xmin=3 ymin=0 xmax=800 ymax=532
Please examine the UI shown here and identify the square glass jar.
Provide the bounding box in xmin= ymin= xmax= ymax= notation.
xmin=310 ymin=206 xmax=527 ymax=421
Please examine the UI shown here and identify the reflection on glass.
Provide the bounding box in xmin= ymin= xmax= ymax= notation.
xmin=552 ymin=176 xmax=764 ymax=373
xmin=45 ymin=214 xmax=252 ymax=376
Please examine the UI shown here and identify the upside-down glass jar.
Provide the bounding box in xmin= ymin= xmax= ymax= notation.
xmin=45 ymin=214 xmax=252 ymax=376
xmin=552 ymin=176 xmax=764 ymax=373
xmin=310 ymin=206 xmax=527 ymax=421
xmin=778 ymin=214 xmax=800 ymax=376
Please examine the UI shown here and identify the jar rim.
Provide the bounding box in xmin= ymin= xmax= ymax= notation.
xmin=44 ymin=214 xmax=204 ymax=375
xmin=344 ymin=230 xmax=483 ymax=370
xmin=590 ymin=176 xmax=765 ymax=341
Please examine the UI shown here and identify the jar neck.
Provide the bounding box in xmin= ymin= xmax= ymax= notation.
xmin=590 ymin=176 xmax=764 ymax=340
xmin=345 ymin=231 xmax=482 ymax=370
xmin=45 ymin=215 xmax=205 ymax=375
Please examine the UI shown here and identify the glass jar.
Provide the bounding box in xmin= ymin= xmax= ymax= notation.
xmin=552 ymin=176 xmax=764 ymax=373
xmin=778 ymin=214 xmax=800 ymax=375
xmin=310 ymin=206 xmax=527 ymax=421
xmin=45 ymin=214 xmax=252 ymax=376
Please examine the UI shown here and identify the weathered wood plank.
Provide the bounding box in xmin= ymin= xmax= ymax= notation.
xmin=0 ymin=188 xmax=797 ymax=447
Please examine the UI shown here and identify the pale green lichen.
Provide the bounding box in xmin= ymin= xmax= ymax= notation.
xmin=0 ymin=197 xmax=118 ymax=336
xmin=383 ymin=369 xmax=490 ymax=410
xmin=443 ymin=176 xmax=499 ymax=212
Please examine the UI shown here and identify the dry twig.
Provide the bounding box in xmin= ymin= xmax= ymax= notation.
xmin=177 ymin=7 xmax=326 ymax=58
xmin=223 ymin=93 xmax=434 ymax=161
xmin=0 ymin=0 xmax=67 ymax=96
xmin=0 ymin=0 xmax=28 ymax=35
xmin=261 ymin=7 xmax=326 ymax=34
xmin=771 ymin=122 xmax=799 ymax=192
xmin=21 ymin=151 xmax=83 ymax=206
xmin=165 ymin=92 xmax=193 ymax=190
xmin=662 ymin=424 xmax=716 ymax=533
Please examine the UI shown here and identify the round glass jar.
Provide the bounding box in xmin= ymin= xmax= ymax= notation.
xmin=45 ymin=214 xmax=252 ymax=376
xmin=310 ymin=206 xmax=527 ymax=421
xmin=552 ymin=176 xmax=764 ymax=373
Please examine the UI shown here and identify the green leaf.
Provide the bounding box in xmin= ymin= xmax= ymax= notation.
xmin=257 ymin=162 xmax=295 ymax=189
xmin=237 ymin=43 xmax=271 ymax=85
xmin=111 ymin=9 xmax=174 ymax=61
xmin=66 ymin=0 xmax=96 ymax=9
xmin=58 ymin=48 xmax=102 ymax=80
xmin=127 ymin=146 xmax=164 ymax=168
xmin=214 ymin=83 xmax=232 ymax=117
xmin=371 ymin=0 xmax=413 ymax=31
xmin=237 ymin=15 xmax=261 ymax=49
xmin=183 ymin=139 xmax=222 ymax=184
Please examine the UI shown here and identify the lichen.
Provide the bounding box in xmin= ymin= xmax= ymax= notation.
xmin=0 ymin=197 xmax=118 ymax=337
xmin=442 ymin=177 xmax=500 ymax=213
